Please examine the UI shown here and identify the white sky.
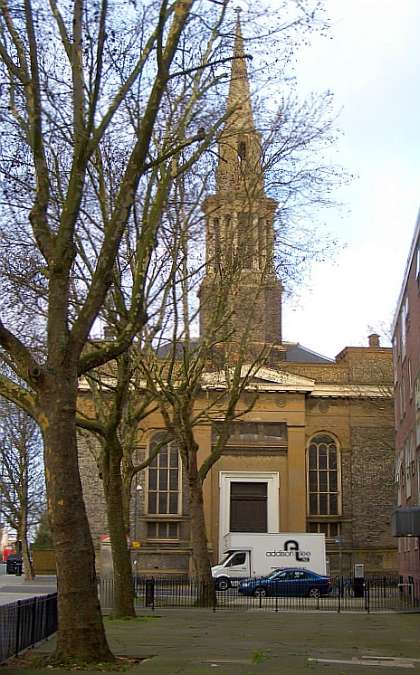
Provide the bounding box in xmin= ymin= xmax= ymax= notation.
xmin=281 ymin=0 xmax=420 ymax=358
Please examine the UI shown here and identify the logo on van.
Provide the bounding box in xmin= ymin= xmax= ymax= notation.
xmin=265 ymin=539 xmax=311 ymax=562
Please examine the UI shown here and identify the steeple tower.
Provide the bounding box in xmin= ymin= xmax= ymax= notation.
xmin=216 ymin=11 xmax=265 ymax=196
xmin=199 ymin=12 xmax=284 ymax=354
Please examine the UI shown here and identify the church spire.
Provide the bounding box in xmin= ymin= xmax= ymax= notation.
xmin=226 ymin=10 xmax=255 ymax=132
xmin=216 ymin=11 xmax=265 ymax=195
xmin=199 ymin=12 xmax=284 ymax=352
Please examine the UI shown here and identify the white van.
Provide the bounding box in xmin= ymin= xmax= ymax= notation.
xmin=211 ymin=532 xmax=326 ymax=590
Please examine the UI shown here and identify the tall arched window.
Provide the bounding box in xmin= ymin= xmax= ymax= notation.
xmin=147 ymin=434 xmax=180 ymax=515
xmin=237 ymin=140 xmax=246 ymax=161
xmin=307 ymin=434 xmax=341 ymax=517
xmin=146 ymin=433 xmax=181 ymax=540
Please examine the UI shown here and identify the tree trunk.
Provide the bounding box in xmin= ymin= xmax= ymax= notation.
xmin=102 ymin=434 xmax=135 ymax=618
xmin=186 ymin=447 xmax=216 ymax=607
xmin=42 ymin=372 xmax=113 ymax=662
xmin=19 ymin=512 xmax=34 ymax=581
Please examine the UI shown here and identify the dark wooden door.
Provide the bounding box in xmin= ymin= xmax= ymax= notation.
xmin=230 ymin=482 xmax=267 ymax=532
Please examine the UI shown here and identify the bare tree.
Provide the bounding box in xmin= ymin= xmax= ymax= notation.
xmin=0 ymin=0 xmax=339 ymax=661
xmin=134 ymin=12 xmax=347 ymax=604
xmin=0 ymin=0 xmax=240 ymax=661
xmin=76 ymin=17 xmax=347 ymax=610
xmin=77 ymin=351 xmax=163 ymax=618
xmin=0 ymin=400 xmax=44 ymax=580
xmin=138 ymin=195 xmax=270 ymax=605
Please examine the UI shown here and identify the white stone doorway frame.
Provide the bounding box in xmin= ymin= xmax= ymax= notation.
xmin=218 ymin=471 xmax=279 ymax=558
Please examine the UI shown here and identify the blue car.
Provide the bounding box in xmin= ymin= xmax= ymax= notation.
xmin=238 ymin=568 xmax=331 ymax=598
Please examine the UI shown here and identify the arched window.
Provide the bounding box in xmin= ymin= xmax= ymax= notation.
xmin=307 ymin=434 xmax=341 ymax=516
xmin=208 ymin=218 xmax=221 ymax=271
xmin=146 ymin=433 xmax=181 ymax=540
xmin=147 ymin=434 xmax=180 ymax=515
xmin=237 ymin=140 xmax=246 ymax=161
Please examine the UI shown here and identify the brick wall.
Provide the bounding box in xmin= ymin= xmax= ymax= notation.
xmin=350 ymin=419 xmax=396 ymax=549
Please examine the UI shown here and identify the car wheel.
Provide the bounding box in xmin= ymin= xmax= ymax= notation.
xmin=216 ymin=577 xmax=230 ymax=592
xmin=253 ymin=586 xmax=267 ymax=598
xmin=308 ymin=587 xmax=321 ymax=598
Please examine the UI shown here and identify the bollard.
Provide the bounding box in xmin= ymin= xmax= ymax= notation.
xmin=145 ymin=578 xmax=155 ymax=609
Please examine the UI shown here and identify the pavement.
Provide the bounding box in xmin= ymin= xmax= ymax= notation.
xmin=0 ymin=573 xmax=56 ymax=606
xmin=2 ymin=608 xmax=420 ymax=674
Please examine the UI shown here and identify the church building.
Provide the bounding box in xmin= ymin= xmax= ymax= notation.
xmin=79 ymin=17 xmax=397 ymax=577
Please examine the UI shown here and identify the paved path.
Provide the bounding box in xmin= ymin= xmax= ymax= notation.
xmin=5 ymin=608 xmax=420 ymax=674
xmin=0 ymin=574 xmax=56 ymax=606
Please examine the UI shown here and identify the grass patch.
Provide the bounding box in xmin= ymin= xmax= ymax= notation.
xmin=251 ymin=650 xmax=270 ymax=664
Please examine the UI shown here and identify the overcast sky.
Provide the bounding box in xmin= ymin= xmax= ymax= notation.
xmin=281 ymin=0 xmax=420 ymax=358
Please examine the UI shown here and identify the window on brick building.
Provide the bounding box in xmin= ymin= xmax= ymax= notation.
xmin=407 ymin=359 xmax=413 ymax=399
xmin=308 ymin=521 xmax=341 ymax=539
xmin=399 ymin=382 xmax=405 ymax=419
xmin=147 ymin=522 xmax=179 ymax=539
xmin=307 ymin=434 xmax=341 ymax=516
xmin=396 ymin=457 xmax=402 ymax=506
xmin=147 ymin=433 xmax=181 ymax=515
xmin=405 ymin=438 xmax=412 ymax=499
xmin=401 ymin=296 xmax=408 ymax=359
xmin=392 ymin=335 xmax=399 ymax=383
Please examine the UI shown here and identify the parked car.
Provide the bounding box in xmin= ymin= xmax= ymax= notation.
xmin=6 ymin=554 xmax=23 ymax=575
xmin=238 ymin=568 xmax=331 ymax=598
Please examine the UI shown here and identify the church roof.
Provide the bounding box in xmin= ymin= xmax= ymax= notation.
xmin=284 ymin=342 xmax=333 ymax=364
xmin=155 ymin=339 xmax=333 ymax=364
xmin=155 ymin=338 xmax=200 ymax=358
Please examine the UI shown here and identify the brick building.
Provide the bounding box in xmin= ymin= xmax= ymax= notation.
xmin=392 ymin=210 xmax=420 ymax=586
xmin=79 ymin=17 xmax=397 ymax=577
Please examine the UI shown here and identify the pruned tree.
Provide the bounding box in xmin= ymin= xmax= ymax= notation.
xmin=0 ymin=400 xmax=44 ymax=580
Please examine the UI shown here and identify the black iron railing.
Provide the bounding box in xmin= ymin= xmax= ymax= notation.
xmin=98 ymin=574 xmax=420 ymax=614
xmin=0 ymin=593 xmax=58 ymax=663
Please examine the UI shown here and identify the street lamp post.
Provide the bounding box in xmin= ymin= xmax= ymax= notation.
xmin=134 ymin=484 xmax=142 ymax=543
xmin=335 ymin=535 xmax=344 ymax=596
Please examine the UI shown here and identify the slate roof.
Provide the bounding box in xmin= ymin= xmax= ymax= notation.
xmin=155 ymin=339 xmax=333 ymax=364
xmin=283 ymin=342 xmax=333 ymax=364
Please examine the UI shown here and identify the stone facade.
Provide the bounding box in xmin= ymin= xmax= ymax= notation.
xmin=77 ymin=428 xmax=107 ymax=546
xmin=79 ymin=342 xmax=397 ymax=577
xmin=78 ymin=16 xmax=397 ymax=578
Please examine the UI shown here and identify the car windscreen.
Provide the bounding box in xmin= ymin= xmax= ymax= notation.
xmin=267 ymin=569 xmax=287 ymax=579
xmin=218 ymin=551 xmax=235 ymax=566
